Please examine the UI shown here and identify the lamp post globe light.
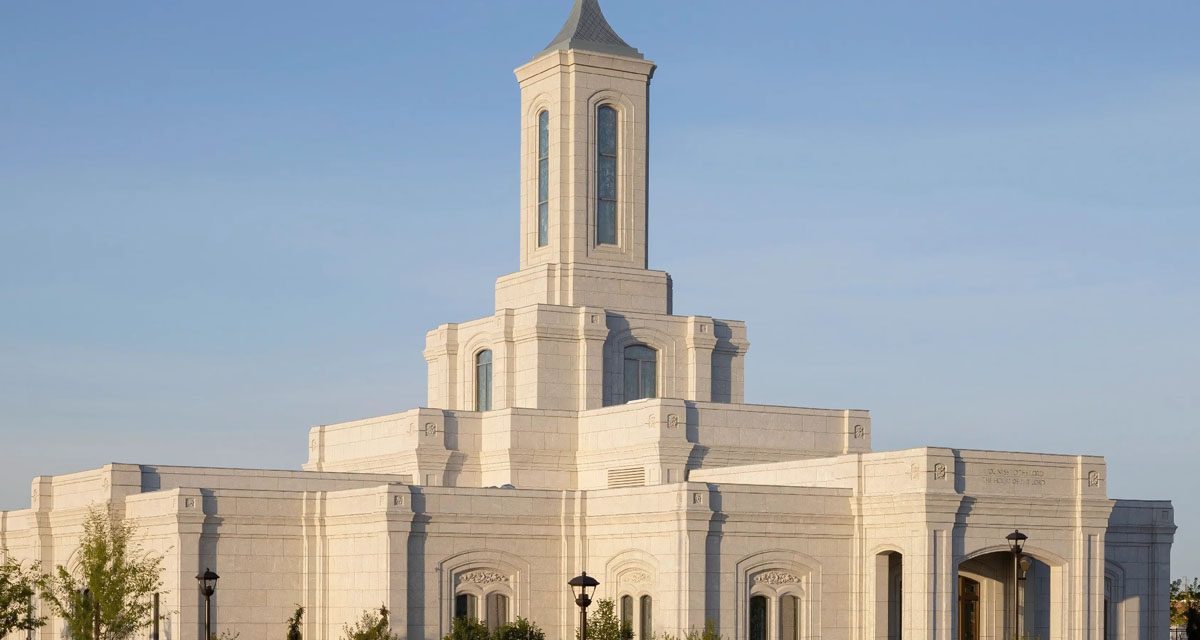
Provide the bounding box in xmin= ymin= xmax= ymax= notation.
xmin=1005 ymin=530 xmax=1028 ymax=640
xmin=568 ymin=571 xmax=600 ymax=640
xmin=196 ymin=569 xmax=219 ymax=640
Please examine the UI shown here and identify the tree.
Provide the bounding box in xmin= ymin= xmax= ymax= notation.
xmin=39 ymin=507 xmax=165 ymax=640
xmin=493 ymin=617 xmax=545 ymax=640
xmin=286 ymin=606 xmax=305 ymax=640
xmin=442 ymin=616 xmax=489 ymax=640
xmin=576 ymin=599 xmax=632 ymax=640
xmin=1173 ymin=578 xmax=1200 ymax=627
xmin=343 ymin=605 xmax=401 ymax=640
xmin=0 ymin=550 xmax=47 ymax=638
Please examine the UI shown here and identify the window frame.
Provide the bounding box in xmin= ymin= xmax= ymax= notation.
xmin=623 ymin=344 xmax=657 ymax=403
xmin=537 ymin=110 xmax=550 ymax=248
xmin=596 ymin=104 xmax=619 ymax=246
xmin=475 ymin=349 xmax=493 ymax=412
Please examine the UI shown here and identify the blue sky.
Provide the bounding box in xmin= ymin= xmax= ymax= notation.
xmin=1 ymin=1 xmax=1197 ymax=576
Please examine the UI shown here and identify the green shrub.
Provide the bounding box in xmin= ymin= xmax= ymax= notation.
xmin=286 ymin=606 xmax=305 ymax=640
xmin=492 ymin=617 xmax=545 ymax=640
xmin=343 ymin=606 xmax=401 ymax=640
xmin=442 ymin=616 xmax=489 ymax=640
xmin=575 ymin=599 xmax=632 ymax=640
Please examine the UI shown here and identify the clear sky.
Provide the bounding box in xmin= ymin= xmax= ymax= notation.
xmin=1 ymin=1 xmax=1196 ymax=576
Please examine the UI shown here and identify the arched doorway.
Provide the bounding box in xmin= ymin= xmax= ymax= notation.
xmin=958 ymin=551 xmax=1057 ymax=640
xmin=958 ymin=577 xmax=980 ymax=640
xmin=874 ymin=552 xmax=903 ymax=640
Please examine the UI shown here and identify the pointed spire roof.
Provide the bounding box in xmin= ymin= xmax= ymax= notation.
xmin=537 ymin=0 xmax=643 ymax=60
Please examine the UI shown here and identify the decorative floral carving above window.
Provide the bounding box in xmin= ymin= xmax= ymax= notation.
xmin=754 ymin=571 xmax=800 ymax=585
xmin=622 ymin=570 xmax=651 ymax=585
xmin=458 ymin=570 xmax=510 ymax=585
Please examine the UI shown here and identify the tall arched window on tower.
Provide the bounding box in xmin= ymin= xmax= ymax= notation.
xmin=476 ymin=350 xmax=493 ymax=411
xmin=537 ymin=110 xmax=550 ymax=247
xmin=596 ymin=105 xmax=618 ymax=245
xmin=623 ymin=344 xmax=656 ymax=402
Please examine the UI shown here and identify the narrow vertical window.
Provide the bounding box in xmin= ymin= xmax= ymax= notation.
xmin=455 ymin=593 xmax=478 ymax=620
xmin=780 ymin=595 xmax=800 ymax=640
xmin=620 ymin=595 xmax=633 ymax=631
xmin=639 ymin=595 xmax=653 ymax=639
xmin=623 ymin=344 xmax=657 ymax=402
xmin=537 ymin=110 xmax=550 ymax=247
xmin=486 ymin=593 xmax=509 ymax=632
xmin=596 ymin=105 xmax=618 ymax=245
xmin=476 ymin=350 xmax=493 ymax=411
xmin=749 ymin=596 xmax=768 ymax=640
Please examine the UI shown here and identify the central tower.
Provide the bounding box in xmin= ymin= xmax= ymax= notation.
xmin=496 ymin=0 xmax=671 ymax=315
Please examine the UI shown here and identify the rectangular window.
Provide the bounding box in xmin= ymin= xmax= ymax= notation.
xmin=597 ymin=105 xmax=618 ymax=245
xmin=537 ymin=110 xmax=550 ymax=247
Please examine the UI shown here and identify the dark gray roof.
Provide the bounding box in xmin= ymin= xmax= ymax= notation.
xmin=537 ymin=0 xmax=643 ymax=60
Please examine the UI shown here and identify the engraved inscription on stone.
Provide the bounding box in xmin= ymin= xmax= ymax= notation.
xmin=853 ymin=424 xmax=865 ymax=439
xmin=982 ymin=467 xmax=1046 ymax=487
xmin=1087 ymin=471 xmax=1101 ymax=488
xmin=933 ymin=463 xmax=947 ymax=480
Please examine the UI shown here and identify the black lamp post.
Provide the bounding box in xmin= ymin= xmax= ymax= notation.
xmin=1006 ymin=530 xmax=1028 ymax=640
xmin=568 ymin=572 xmax=600 ymax=640
xmin=196 ymin=569 xmax=219 ymax=640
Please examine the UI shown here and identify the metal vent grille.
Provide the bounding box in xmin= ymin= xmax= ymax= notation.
xmin=607 ymin=467 xmax=646 ymax=489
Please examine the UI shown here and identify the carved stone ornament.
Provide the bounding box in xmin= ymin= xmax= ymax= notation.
xmin=909 ymin=464 xmax=921 ymax=480
xmin=853 ymin=424 xmax=865 ymax=439
xmin=754 ymin=571 xmax=800 ymax=585
xmin=425 ymin=422 xmax=437 ymax=437
xmin=622 ymin=570 xmax=651 ymax=585
xmin=310 ymin=437 xmax=319 ymax=450
xmin=1088 ymin=471 xmax=1101 ymax=488
xmin=458 ymin=570 xmax=510 ymax=585
xmin=667 ymin=414 xmax=679 ymax=429
xmin=692 ymin=492 xmax=704 ymax=505
xmin=648 ymin=412 xmax=656 ymax=429
xmin=933 ymin=463 xmax=947 ymax=480
xmin=184 ymin=498 xmax=197 ymax=509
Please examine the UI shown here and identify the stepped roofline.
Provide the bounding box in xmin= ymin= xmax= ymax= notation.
xmin=536 ymin=0 xmax=643 ymax=60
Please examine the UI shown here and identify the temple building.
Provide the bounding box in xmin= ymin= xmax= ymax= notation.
xmin=0 ymin=2 xmax=1175 ymax=640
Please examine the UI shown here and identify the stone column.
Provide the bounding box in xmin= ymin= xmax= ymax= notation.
xmin=685 ymin=317 xmax=716 ymax=403
xmin=577 ymin=307 xmax=609 ymax=410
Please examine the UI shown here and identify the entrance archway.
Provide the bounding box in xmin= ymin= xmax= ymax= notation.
xmin=958 ymin=551 xmax=1058 ymax=640
xmin=874 ymin=551 xmax=902 ymax=640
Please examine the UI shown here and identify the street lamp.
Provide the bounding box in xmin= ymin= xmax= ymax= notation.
xmin=1006 ymin=530 xmax=1028 ymax=640
xmin=568 ymin=572 xmax=600 ymax=640
xmin=196 ymin=569 xmax=220 ymax=640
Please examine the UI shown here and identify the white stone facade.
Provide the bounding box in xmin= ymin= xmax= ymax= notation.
xmin=0 ymin=3 xmax=1175 ymax=640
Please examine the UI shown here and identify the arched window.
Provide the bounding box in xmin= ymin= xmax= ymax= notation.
xmin=780 ymin=595 xmax=800 ymax=640
xmin=620 ymin=595 xmax=634 ymax=631
xmin=476 ymin=350 xmax=493 ymax=411
xmin=537 ymin=110 xmax=550 ymax=248
xmin=455 ymin=593 xmax=478 ymax=620
xmin=596 ymin=105 xmax=618 ymax=245
xmin=639 ymin=595 xmax=653 ymax=639
xmin=623 ymin=344 xmax=656 ymax=402
xmin=749 ymin=595 xmax=769 ymax=640
xmin=486 ymin=593 xmax=509 ymax=632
